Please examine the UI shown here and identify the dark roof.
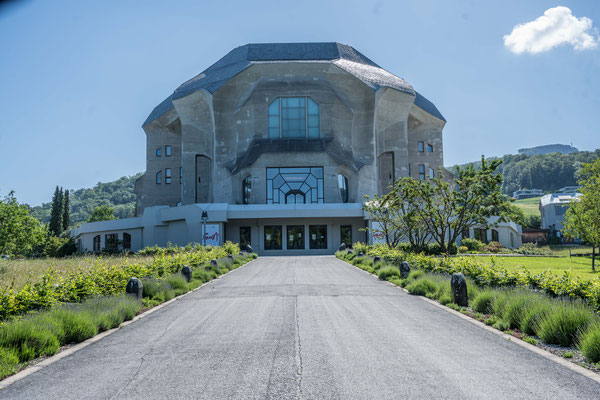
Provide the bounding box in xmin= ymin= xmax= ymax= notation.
xmin=143 ymin=42 xmax=445 ymax=126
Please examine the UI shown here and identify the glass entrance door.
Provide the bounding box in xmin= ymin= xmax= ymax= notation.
xmin=287 ymin=225 xmax=305 ymax=250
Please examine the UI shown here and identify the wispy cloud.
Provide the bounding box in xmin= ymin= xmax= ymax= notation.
xmin=504 ymin=6 xmax=598 ymax=54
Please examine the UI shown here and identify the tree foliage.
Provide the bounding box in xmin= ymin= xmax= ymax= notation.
xmin=48 ymin=186 xmax=63 ymax=236
xmin=563 ymin=159 xmax=600 ymax=271
xmin=0 ymin=192 xmax=47 ymax=257
xmin=62 ymin=189 xmax=70 ymax=232
xmin=87 ymin=205 xmax=116 ymax=223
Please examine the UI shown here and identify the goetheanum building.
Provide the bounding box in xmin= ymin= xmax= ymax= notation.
xmin=72 ymin=42 xmax=451 ymax=254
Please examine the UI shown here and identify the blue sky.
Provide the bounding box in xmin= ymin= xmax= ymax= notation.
xmin=0 ymin=0 xmax=599 ymax=206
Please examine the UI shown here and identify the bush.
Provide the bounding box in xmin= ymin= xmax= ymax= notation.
xmin=406 ymin=278 xmax=438 ymax=297
xmin=50 ymin=308 xmax=98 ymax=344
xmin=484 ymin=241 xmax=504 ymax=254
xmin=461 ymin=238 xmax=485 ymax=252
xmin=378 ymin=267 xmax=401 ymax=281
xmin=578 ymin=322 xmax=600 ymax=363
xmin=520 ymin=298 xmax=553 ymax=336
xmin=515 ymin=243 xmax=552 ymax=256
xmin=537 ymin=301 xmax=596 ymax=347
xmin=471 ymin=290 xmax=496 ymax=314
xmin=0 ymin=317 xmax=60 ymax=362
xmin=166 ymin=274 xmax=188 ymax=291
xmin=503 ymin=290 xmax=538 ymax=329
xmin=0 ymin=347 xmax=19 ymax=378
xmin=458 ymin=246 xmax=469 ymax=254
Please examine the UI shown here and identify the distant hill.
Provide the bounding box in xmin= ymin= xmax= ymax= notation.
xmin=518 ymin=144 xmax=579 ymax=156
xmin=451 ymin=149 xmax=599 ymax=196
xmin=31 ymin=173 xmax=142 ymax=227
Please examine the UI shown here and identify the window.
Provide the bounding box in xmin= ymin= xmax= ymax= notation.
xmin=266 ymin=167 xmax=323 ymax=204
xmin=156 ymin=170 xmax=162 ymax=184
xmin=264 ymin=226 xmax=282 ymax=250
xmin=491 ymin=229 xmax=499 ymax=242
xmin=555 ymin=205 xmax=566 ymax=216
xmin=419 ymin=164 xmax=425 ymax=181
xmin=428 ymin=167 xmax=435 ymax=179
xmin=268 ymin=97 xmax=319 ymax=138
xmin=156 ymin=147 xmax=162 ymax=157
xmin=341 ymin=225 xmax=352 ymax=247
xmin=242 ymin=176 xmax=252 ymax=204
xmin=240 ymin=227 xmax=251 ymax=249
xmin=165 ymin=145 xmax=172 ymax=157
xmin=474 ymin=228 xmax=487 ymax=243
xmin=408 ymin=163 xmax=411 ymax=177
xmin=287 ymin=225 xmax=305 ymax=250
xmin=179 ymin=167 xmax=183 ymax=184
xmin=418 ymin=141 xmax=424 ymax=152
xmin=165 ymin=168 xmax=172 ymax=184
xmin=123 ymin=233 xmax=131 ymax=250
xmin=462 ymin=228 xmax=470 ymax=239
xmin=428 ymin=144 xmax=433 ymax=153
xmin=105 ymin=233 xmax=118 ymax=252
xmin=309 ymin=225 xmax=327 ymax=249
xmin=337 ymin=174 xmax=349 ymax=203
xmin=93 ymin=235 xmax=101 ymax=252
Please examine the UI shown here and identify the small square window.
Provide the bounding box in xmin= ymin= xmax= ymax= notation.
xmin=156 ymin=147 xmax=162 ymax=157
xmin=165 ymin=168 xmax=172 ymax=184
xmin=165 ymin=145 xmax=172 ymax=157
xmin=418 ymin=141 xmax=424 ymax=152
xmin=428 ymin=144 xmax=433 ymax=153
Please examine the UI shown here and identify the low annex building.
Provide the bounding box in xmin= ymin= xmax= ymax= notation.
xmin=72 ymin=42 xmax=517 ymax=254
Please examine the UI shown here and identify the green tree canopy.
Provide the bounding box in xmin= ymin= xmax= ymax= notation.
xmin=87 ymin=205 xmax=116 ymax=223
xmin=0 ymin=192 xmax=47 ymax=257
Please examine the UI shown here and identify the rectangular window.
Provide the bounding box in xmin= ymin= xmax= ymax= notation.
xmin=491 ymin=229 xmax=499 ymax=242
xmin=281 ymin=97 xmax=306 ymax=138
xmin=156 ymin=147 xmax=162 ymax=157
xmin=428 ymin=144 xmax=433 ymax=153
xmin=287 ymin=225 xmax=305 ymax=250
xmin=156 ymin=170 xmax=162 ymax=184
xmin=105 ymin=233 xmax=118 ymax=252
xmin=93 ymin=235 xmax=101 ymax=252
xmin=408 ymin=163 xmax=411 ymax=177
xmin=341 ymin=225 xmax=352 ymax=247
xmin=264 ymin=226 xmax=282 ymax=250
xmin=240 ymin=227 xmax=251 ymax=249
xmin=309 ymin=225 xmax=327 ymax=249
xmin=419 ymin=164 xmax=425 ymax=181
xmin=165 ymin=145 xmax=172 ymax=157
xmin=474 ymin=228 xmax=487 ymax=243
xmin=268 ymin=98 xmax=280 ymax=138
xmin=428 ymin=167 xmax=435 ymax=179
xmin=179 ymin=167 xmax=182 ymax=184
xmin=165 ymin=168 xmax=172 ymax=184
xmin=418 ymin=141 xmax=424 ymax=152
xmin=123 ymin=233 xmax=131 ymax=250
xmin=462 ymin=228 xmax=470 ymax=239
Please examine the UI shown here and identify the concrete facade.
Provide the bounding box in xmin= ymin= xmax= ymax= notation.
xmin=540 ymin=193 xmax=581 ymax=234
xmin=74 ymin=42 xmax=454 ymax=254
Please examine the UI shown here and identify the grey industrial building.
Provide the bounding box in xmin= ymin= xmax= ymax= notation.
xmin=72 ymin=42 xmax=452 ymax=254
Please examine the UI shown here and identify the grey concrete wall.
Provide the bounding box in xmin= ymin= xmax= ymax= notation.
xmin=407 ymin=105 xmax=445 ymax=180
xmin=77 ymin=228 xmax=143 ymax=253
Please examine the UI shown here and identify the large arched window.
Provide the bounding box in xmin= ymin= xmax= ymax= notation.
xmin=268 ymin=97 xmax=319 ymax=138
xmin=337 ymin=174 xmax=349 ymax=203
xmin=242 ymin=176 xmax=252 ymax=204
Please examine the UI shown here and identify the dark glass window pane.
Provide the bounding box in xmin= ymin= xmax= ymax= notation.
xmin=340 ymin=226 xmax=352 ymax=247
xmin=264 ymin=226 xmax=282 ymax=250
xmin=242 ymin=176 xmax=252 ymax=204
xmin=338 ymin=174 xmax=348 ymax=203
xmin=287 ymin=225 xmax=305 ymax=249
xmin=240 ymin=227 xmax=251 ymax=248
xmin=309 ymin=225 xmax=327 ymax=249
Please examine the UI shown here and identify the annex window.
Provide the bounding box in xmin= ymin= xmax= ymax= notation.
xmin=179 ymin=167 xmax=182 ymax=184
xmin=428 ymin=167 xmax=435 ymax=179
xmin=309 ymin=225 xmax=327 ymax=249
xmin=474 ymin=228 xmax=487 ymax=243
xmin=165 ymin=145 xmax=172 ymax=157
xmin=156 ymin=170 xmax=162 ymax=184
xmin=268 ymin=97 xmax=319 ymax=138
xmin=418 ymin=141 xmax=424 ymax=153
xmin=156 ymin=147 xmax=162 ymax=157
xmin=266 ymin=167 xmax=323 ymax=204
xmin=123 ymin=232 xmax=131 ymax=250
xmin=105 ymin=233 xmax=119 ymax=252
xmin=337 ymin=174 xmax=349 ymax=203
xmin=93 ymin=235 xmax=101 ymax=252
xmin=418 ymin=164 xmax=425 ymax=181
xmin=287 ymin=225 xmax=305 ymax=250
xmin=428 ymin=144 xmax=433 ymax=153
xmin=165 ymin=168 xmax=172 ymax=184
xmin=341 ymin=225 xmax=352 ymax=247
xmin=240 ymin=227 xmax=251 ymax=249
xmin=264 ymin=225 xmax=282 ymax=250
xmin=462 ymin=228 xmax=470 ymax=239
xmin=242 ymin=176 xmax=252 ymax=204
xmin=491 ymin=229 xmax=499 ymax=243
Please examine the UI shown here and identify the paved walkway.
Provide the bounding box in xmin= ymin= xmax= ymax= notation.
xmin=2 ymin=256 xmax=599 ymax=399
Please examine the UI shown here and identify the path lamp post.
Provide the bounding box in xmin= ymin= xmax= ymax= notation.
xmin=201 ymin=211 xmax=208 ymax=246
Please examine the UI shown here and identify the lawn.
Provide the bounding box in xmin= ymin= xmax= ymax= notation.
xmin=513 ymin=196 xmax=541 ymax=218
xmin=479 ymin=254 xmax=599 ymax=280
xmin=0 ymin=255 xmax=154 ymax=291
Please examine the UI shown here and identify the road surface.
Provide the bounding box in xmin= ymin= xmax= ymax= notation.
xmin=2 ymin=256 xmax=599 ymax=399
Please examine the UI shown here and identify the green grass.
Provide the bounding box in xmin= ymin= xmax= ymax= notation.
xmin=579 ymin=322 xmax=600 ymax=362
xmin=513 ymin=196 xmax=541 ymax=218
xmin=479 ymin=255 xmax=599 ymax=280
xmin=536 ymin=300 xmax=596 ymax=347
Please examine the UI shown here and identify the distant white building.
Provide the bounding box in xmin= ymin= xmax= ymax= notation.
xmin=513 ymin=189 xmax=544 ymax=199
xmin=540 ymin=193 xmax=581 ymax=234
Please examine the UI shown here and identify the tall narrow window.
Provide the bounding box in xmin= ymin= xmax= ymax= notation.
xmin=156 ymin=170 xmax=162 ymax=184
xmin=179 ymin=167 xmax=182 ymax=184
xmin=268 ymin=97 xmax=319 ymax=138
xmin=418 ymin=164 xmax=425 ymax=181
xmin=427 ymin=144 xmax=433 ymax=153
xmin=287 ymin=225 xmax=305 ymax=250
xmin=337 ymin=174 xmax=349 ymax=203
xmin=309 ymin=225 xmax=327 ymax=249
xmin=264 ymin=226 xmax=282 ymax=250
xmin=418 ymin=141 xmax=424 ymax=152
xmin=340 ymin=225 xmax=352 ymax=247
xmin=165 ymin=145 xmax=172 ymax=157
xmin=428 ymin=167 xmax=434 ymax=179
xmin=408 ymin=163 xmax=411 ymax=177
xmin=93 ymin=235 xmax=101 ymax=252
xmin=165 ymin=168 xmax=172 ymax=184
xmin=242 ymin=176 xmax=252 ymax=204
xmin=156 ymin=147 xmax=162 ymax=157
xmin=240 ymin=227 xmax=251 ymax=249
xmin=123 ymin=233 xmax=131 ymax=250
xmin=492 ymin=229 xmax=499 ymax=242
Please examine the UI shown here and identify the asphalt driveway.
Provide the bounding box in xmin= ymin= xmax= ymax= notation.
xmin=2 ymin=256 xmax=599 ymax=399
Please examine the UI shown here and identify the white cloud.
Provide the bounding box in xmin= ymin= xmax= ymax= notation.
xmin=503 ymin=6 xmax=598 ymax=54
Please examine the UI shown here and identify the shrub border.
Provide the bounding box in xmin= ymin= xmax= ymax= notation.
xmin=0 ymin=256 xmax=258 ymax=389
xmin=334 ymin=256 xmax=600 ymax=385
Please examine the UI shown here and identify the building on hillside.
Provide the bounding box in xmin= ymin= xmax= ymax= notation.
xmin=71 ymin=42 xmax=518 ymax=254
xmin=539 ymin=193 xmax=581 ymax=238
xmin=557 ymin=186 xmax=580 ymax=193
xmin=517 ymin=144 xmax=578 ymax=156
xmin=512 ymin=188 xmax=544 ymax=199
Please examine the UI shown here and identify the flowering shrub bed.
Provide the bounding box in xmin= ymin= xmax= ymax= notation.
xmin=0 ymin=243 xmax=241 ymax=320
